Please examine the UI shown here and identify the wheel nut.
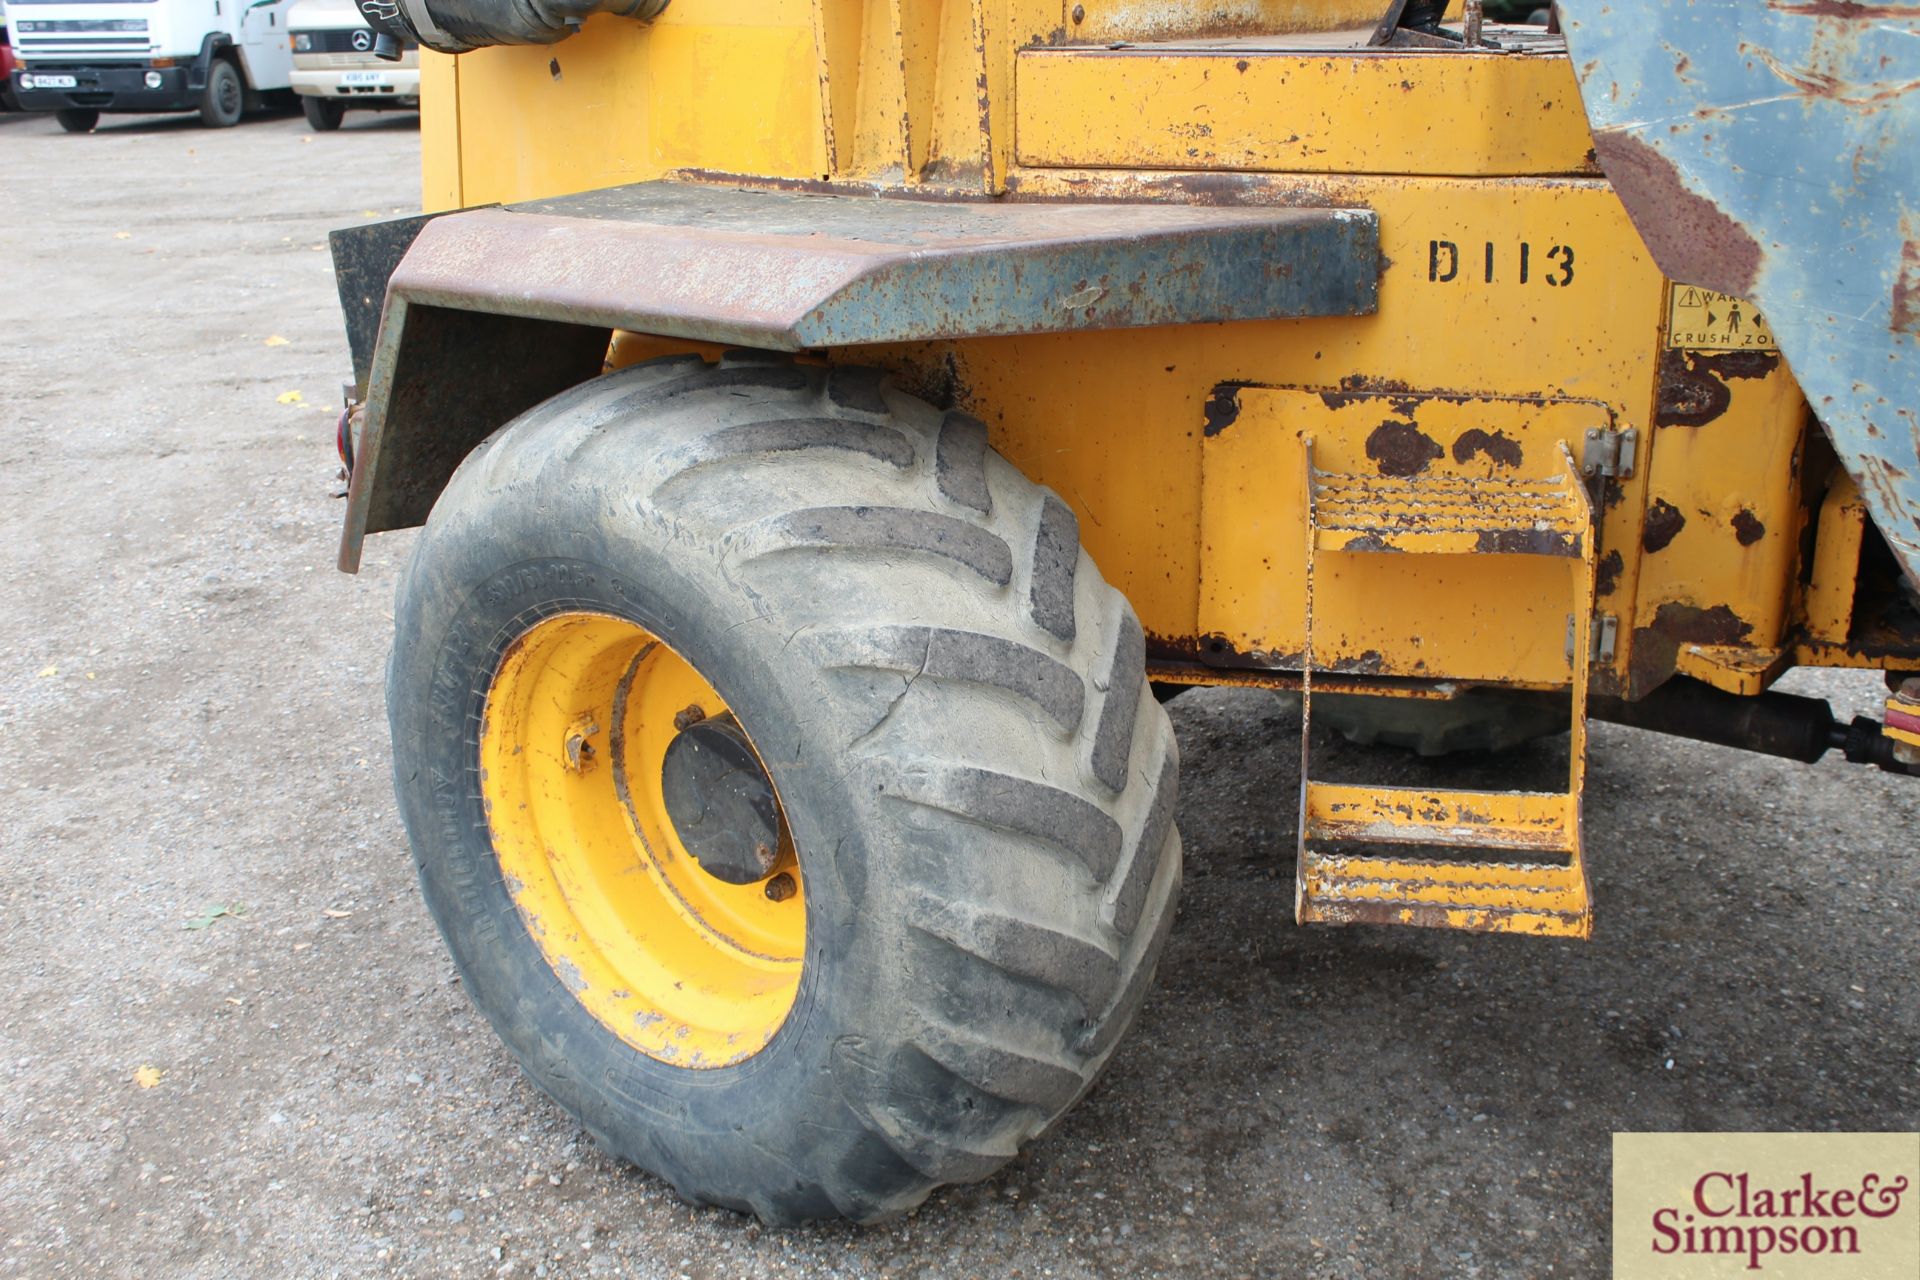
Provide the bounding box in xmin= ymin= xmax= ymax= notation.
xmin=563 ymin=719 xmax=599 ymax=771
xmin=764 ymin=872 xmax=797 ymax=902
xmin=673 ymin=703 xmax=707 ymax=730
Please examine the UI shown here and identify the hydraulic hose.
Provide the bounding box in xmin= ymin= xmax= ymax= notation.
xmin=354 ymin=0 xmax=668 ymax=56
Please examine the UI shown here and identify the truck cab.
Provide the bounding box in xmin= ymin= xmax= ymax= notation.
xmin=287 ymin=0 xmax=415 ymax=132
xmin=6 ymin=0 xmax=294 ymax=130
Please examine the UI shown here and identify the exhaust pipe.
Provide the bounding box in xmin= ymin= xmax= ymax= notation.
xmin=1591 ymin=678 xmax=1916 ymax=776
xmin=355 ymin=0 xmax=668 ymax=57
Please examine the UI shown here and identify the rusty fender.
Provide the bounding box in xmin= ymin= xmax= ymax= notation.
xmin=331 ymin=179 xmax=1381 ymax=572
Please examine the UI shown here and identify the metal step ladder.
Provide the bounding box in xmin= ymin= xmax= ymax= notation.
xmin=1296 ymin=439 xmax=1597 ymax=939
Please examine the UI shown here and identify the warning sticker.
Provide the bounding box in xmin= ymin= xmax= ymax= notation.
xmin=1665 ymin=286 xmax=1777 ymax=352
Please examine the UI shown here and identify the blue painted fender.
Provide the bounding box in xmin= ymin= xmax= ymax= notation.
xmin=1561 ymin=0 xmax=1920 ymax=588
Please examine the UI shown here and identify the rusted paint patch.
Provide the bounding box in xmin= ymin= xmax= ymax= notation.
xmin=1154 ymin=630 xmax=1302 ymax=672
xmin=1318 ymin=374 xmax=1419 ymax=413
xmin=1590 ymin=132 xmax=1761 ymax=298
xmin=1731 ymin=509 xmax=1767 ymax=545
xmin=1329 ymin=649 xmax=1387 ymax=675
xmin=1342 ymin=533 xmax=1400 ymax=552
xmin=1656 ymin=348 xmax=1780 ymax=428
xmin=1643 ymin=498 xmax=1688 ymax=552
xmin=1475 ymin=528 xmax=1584 ymax=557
xmin=1628 ymin=601 xmax=1758 ymax=693
xmin=1692 ymin=349 xmax=1779 ymax=380
xmin=1203 ymin=383 xmax=1243 ymax=436
xmin=1893 ymin=238 xmax=1920 ymax=336
xmin=1654 ymin=349 xmax=1731 ymax=428
xmin=1652 ymin=600 xmax=1754 ymax=645
xmin=1595 ymin=549 xmax=1625 ymax=597
xmin=1452 ymin=428 xmax=1524 ymax=468
xmin=1365 ymin=420 xmax=1443 ymax=478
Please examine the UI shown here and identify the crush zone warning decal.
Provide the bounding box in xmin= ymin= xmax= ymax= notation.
xmin=1667 ymin=286 xmax=1778 ymax=352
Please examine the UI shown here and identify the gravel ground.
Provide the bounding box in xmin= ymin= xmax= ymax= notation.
xmin=1 ymin=108 xmax=1915 ymax=1280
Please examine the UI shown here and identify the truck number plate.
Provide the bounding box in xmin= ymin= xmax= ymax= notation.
xmin=29 ymin=74 xmax=79 ymax=89
xmin=340 ymin=71 xmax=390 ymax=86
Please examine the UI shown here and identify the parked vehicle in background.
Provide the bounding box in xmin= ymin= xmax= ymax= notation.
xmin=0 ymin=3 xmax=21 ymax=112
xmin=287 ymin=0 xmax=414 ymax=132
xmin=5 ymin=0 xmax=294 ymax=131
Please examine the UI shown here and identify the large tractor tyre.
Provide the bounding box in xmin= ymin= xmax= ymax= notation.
xmin=389 ymin=354 xmax=1183 ymax=1224
xmin=1315 ymin=689 xmax=1568 ymax=756
xmin=199 ymin=58 xmax=244 ymax=128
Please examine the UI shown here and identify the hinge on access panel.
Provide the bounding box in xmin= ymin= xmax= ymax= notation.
xmin=1580 ymin=427 xmax=1638 ymax=480
xmin=1566 ymin=613 xmax=1619 ymax=665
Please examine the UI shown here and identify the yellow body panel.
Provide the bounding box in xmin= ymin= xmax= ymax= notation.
xmin=1805 ymin=475 xmax=1868 ymax=647
xmin=414 ymin=3 xmax=1909 ymax=701
xmin=1016 ymin=45 xmax=1598 ymax=176
xmin=1626 ymin=317 xmax=1810 ymax=696
xmin=1202 ymin=390 xmax=1605 ymax=684
xmin=404 ymin=0 xmax=1916 ymax=941
xmin=419 ymin=52 xmax=462 ymax=211
xmin=854 ymin=170 xmax=1664 ymax=689
xmin=444 ymin=5 xmax=832 ymax=203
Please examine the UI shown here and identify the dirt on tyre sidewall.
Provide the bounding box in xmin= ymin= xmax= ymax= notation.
xmin=387 ymin=355 xmax=1182 ymax=1224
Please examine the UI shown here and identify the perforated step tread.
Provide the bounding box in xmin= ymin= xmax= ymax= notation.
xmin=1310 ymin=470 xmax=1587 ymax=557
xmin=1296 ymin=845 xmax=1592 ymax=938
xmin=1301 ymin=781 xmax=1576 ymax=853
xmin=1296 ymin=439 xmax=1596 ymax=940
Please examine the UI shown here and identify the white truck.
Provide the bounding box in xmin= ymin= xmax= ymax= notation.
xmin=287 ymin=0 xmax=414 ymax=132
xmin=6 ymin=0 xmax=294 ymax=131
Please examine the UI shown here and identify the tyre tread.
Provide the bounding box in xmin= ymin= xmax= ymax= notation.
xmin=397 ymin=353 xmax=1181 ymax=1225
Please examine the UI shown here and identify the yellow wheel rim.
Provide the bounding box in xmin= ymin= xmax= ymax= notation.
xmin=479 ymin=611 xmax=804 ymax=1067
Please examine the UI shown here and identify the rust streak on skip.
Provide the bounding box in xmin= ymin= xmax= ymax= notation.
xmin=1893 ymin=239 xmax=1920 ymax=336
xmin=1766 ymin=1 xmax=1920 ymax=16
xmin=1591 ymin=132 xmax=1763 ymax=298
xmin=1739 ymin=42 xmax=1920 ymax=107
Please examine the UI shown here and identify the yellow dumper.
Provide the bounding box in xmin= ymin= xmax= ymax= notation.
xmin=327 ymin=0 xmax=1920 ymax=1221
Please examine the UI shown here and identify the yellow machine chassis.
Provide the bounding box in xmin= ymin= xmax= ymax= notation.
xmin=335 ymin=3 xmax=1918 ymax=941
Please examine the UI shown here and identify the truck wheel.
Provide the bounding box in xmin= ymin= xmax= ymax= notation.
xmin=55 ymin=108 xmax=99 ymax=133
xmin=302 ymin=96 xmax=345 ymax=131
xmin=389 ymin=354 xmax=1182 ymax=1223
xmin=1315 ymin=689 xmax=1567 ymax=756
xmin=199 ymin=58 xmax=243 ymax=128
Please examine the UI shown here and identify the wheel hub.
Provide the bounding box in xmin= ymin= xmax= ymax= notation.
xmin=659 ymin=713 xmax=784 ymax=886
xmin=479 ymin=611 xmax=804 ymax=1067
